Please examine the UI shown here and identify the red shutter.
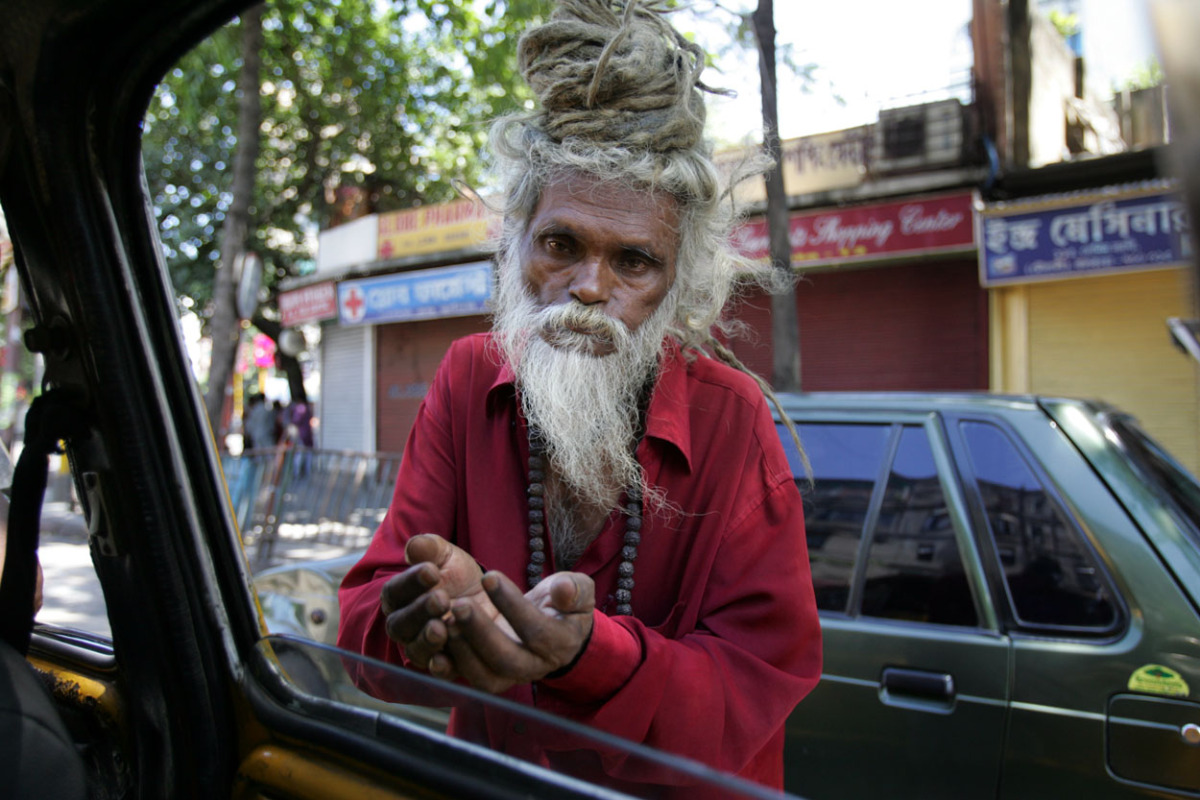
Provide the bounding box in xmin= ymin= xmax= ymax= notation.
xmin=375 ymin=316 xmax=491 ymax=452
xmin=728 ymin=259 xmax=988 ymax=391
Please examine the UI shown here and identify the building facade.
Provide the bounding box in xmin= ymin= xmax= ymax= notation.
xmin=276 ymin=0 xmax=1197 ymax=473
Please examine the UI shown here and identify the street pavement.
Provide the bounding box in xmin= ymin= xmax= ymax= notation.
xmin=35 ymin=502 xmax=109 ymax=636
xmin=35 ymin=500 xmax=360 ymax=640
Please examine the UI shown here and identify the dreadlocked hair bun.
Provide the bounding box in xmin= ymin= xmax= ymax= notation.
xmin=517 ymin=0 xmax=710 ymax=153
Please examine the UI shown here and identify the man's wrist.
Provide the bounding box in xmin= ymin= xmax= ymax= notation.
xmin=544 ymin=623 xmax=593 ymax=680
xmin=536 ymin=611 xmax=641 ymax=706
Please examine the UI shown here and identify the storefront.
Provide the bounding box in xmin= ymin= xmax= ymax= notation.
xmin=727 ymin=189 xmax=988 ymax=391
xmin=335 ymin=262 xmax=493 ymax=452
xmin=279 ymin=197 xmax=500 ymax=453
xmin=980 ymin=181 xmax=1199 ymax=472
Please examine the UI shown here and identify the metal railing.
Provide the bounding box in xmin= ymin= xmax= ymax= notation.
xmin=222 ymin=446 xmax=402 ymax=570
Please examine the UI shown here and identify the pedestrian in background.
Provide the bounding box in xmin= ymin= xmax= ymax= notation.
xmin=245 ymin=393 xmax=276 ymax=454
xmin=288 ymin=400 xmax=314 ymax=478
xmin=272 ymin=400 xmax=286 ymax=446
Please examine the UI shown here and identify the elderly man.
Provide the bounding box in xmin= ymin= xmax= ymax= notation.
xmin=338 ymin=0 xmax=820 ymax=792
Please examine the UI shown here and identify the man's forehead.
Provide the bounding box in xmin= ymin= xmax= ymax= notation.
xmin=529 ymin=172 xmax=681 ymax=241
xmin=543 ymin=169 xmax=672 ymax=202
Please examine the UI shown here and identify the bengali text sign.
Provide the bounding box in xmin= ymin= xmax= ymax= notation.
xmin=338 ymin=262 xmax=492 ymax=326
xmin=979 ymin=189 xmax=1191 ymax=286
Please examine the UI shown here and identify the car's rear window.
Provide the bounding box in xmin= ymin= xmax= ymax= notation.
xmin=960 ymin=420 xmax=1117 ymax=631
xmin=861 ymin=426 xmax=978 ymax=627
xmin=782 ymin=421 xmax=979 ymax=626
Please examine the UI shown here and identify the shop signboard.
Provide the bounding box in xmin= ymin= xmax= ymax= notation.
xmin=279 ymin=281 xmax=338 ymax=327
xmin=733 ymin=190 xmax=976 ymax=268
xmin=376 ymin=198 xmax=501 ymax=261
xmin=338 ymin=261 xmax=491 ymax=327
xmin=979 ymin=186 xmax=1191 ymax=286
xmin=716 ymin=125 xmax=872 ymax=205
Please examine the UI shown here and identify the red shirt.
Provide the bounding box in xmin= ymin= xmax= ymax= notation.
xmin=338 ymin=333 xmax=821 ymax=794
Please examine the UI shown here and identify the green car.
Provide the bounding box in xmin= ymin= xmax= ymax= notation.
xmin=776 ymin=392 xmax=1200 ymax=799
xmin=254 ymin=390 xmax=1200 ymax=798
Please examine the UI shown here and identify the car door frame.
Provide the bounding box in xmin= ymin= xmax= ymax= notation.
xmin=939 ymin=406 xmax=1179 ymax=799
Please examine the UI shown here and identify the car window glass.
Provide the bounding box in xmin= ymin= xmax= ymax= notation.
xmin=960 ymin=420 xmax=1116 ymax=630
xmin=259 ymin=636 xmax=786 ymax=800
xmin=0 ymin=201 xmax=108 ymax=638
xmin=133 ymin=8 xmax=812 ymax=794
xmin=782 ymin=422 xmax=890 ymax=613
xmin=861 ymin=425 xmax=978 ymax=626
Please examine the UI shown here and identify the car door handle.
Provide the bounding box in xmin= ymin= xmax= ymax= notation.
xmin=881 ymin=667 xmax=956 ymax=702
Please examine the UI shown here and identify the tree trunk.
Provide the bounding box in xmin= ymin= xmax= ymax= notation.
xmin=250 ymin=313 xmax=308 ymax=405
xmin=203 ymin=3 xmax=264 ymax=440
xmin=751 ymin=0 xmax=801 ymax=391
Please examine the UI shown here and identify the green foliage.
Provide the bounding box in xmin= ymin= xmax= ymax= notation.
xmin=1122 ymin=57 xmax=1165 ymax=91
xmin=1047 ymin=9 xmax=1080 ymax=40
xmin=143 ymin=0 xmax=549 ymax=324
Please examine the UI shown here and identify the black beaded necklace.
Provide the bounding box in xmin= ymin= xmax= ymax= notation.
xmin=525 ymin=431 xmax=643 ymax=616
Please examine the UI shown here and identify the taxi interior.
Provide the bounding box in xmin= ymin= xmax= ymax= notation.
xmin=0 ymin=0 xmax=789 ymax=798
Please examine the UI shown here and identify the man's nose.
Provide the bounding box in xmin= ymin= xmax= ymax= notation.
xmin=568 ymin=257 xmax=613 ymax=305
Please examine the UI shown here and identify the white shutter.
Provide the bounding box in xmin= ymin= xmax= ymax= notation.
xmin=318 ymin=323 xmax=375 ymax=453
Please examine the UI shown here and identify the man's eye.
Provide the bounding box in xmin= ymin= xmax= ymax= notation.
xmin=543 ymin=236 xmax=573 ymax=254
xmin=620 ymin=253 xmax=655 ymax=273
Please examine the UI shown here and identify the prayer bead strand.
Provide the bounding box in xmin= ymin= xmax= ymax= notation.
xmin=526 ymin=430 xmax=641 ymax=616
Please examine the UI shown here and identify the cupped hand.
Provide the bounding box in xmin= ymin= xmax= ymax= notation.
xmin=380 ymin=533 xmax=505 ymax=673
xmin=440 ymin=569 xmax=595 ymax=694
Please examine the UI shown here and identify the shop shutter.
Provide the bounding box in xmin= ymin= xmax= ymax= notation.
xmin=319 ymin=323 xmax=374 ymax=453
xmin=376 ymin=316 xmax=491 ymax=453
xmin=728 ymin=258 xmax=988 ymax=391
xmin=1026 ymin=268 xmax=1200 ymax=474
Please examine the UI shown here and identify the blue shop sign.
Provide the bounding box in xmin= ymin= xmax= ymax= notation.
xmin=338 ymin=261 xmax=492 ymax=326
xmin=979 ymin=188 xmax=1191 ymax=287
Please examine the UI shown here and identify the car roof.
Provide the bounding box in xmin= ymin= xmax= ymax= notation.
xmin=771 ymin=390 xmax=1118 ymax=418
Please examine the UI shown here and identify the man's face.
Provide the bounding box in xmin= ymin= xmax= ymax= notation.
xmin=519 ymin=172 xmax=680 ymax=356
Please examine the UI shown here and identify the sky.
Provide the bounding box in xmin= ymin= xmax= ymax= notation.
xmin=685 ymin=0 xmax=1159 ymax=145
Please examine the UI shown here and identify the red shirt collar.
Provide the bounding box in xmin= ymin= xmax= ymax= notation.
xmin=485 ymin=336 xmax=694 ymax=474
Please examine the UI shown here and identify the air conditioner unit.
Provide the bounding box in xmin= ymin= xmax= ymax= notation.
xmin=872 ymin=99 xmax=965 ymax=174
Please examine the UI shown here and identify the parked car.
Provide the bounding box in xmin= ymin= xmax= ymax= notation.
xmin=780 ymin=391 xmax=1200 ymax=799
xmin=256 ymin=391 xmax=1200 ymax=798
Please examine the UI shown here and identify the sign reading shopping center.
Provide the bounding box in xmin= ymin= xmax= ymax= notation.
xmin=733 ymin=191 xmax=977 ymax=269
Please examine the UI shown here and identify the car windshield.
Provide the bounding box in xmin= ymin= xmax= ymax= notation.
xmin=1105 ymin=413 xmax=1200 ymax=544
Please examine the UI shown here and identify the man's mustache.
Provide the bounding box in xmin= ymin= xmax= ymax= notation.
xmin=535 ymin=303 xmax=629 ymax=350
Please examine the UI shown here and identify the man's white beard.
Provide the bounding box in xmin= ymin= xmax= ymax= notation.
xmin=493 ymin=248 xmax=676 ymax=533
